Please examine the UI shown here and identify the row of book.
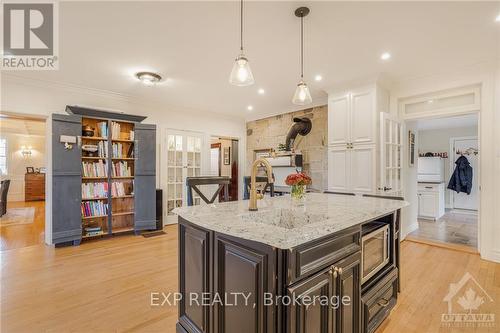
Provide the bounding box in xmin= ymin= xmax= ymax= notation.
xmin=111 ymin=122 xmax=134 ymax=140
xmin=112 ymin=161 xmax=132 ymax=177
xmin=96 ymin=140 xmax=108 ymax=157
xmin=82 ymin=161 xmax=107 ymax=178
xmin=112 ymin=142 xmax=134 ymax=158
xmin=96 ymin=121 xmax=108 ymax=138
xmin=111 ymin=182 xmax=129 ymax=197
xmin=81 ymin=200 xmax=108 ymax=217
xmin=82 ymin=182 xmax=108 ymax=199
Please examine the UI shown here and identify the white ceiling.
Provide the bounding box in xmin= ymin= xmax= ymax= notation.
xmin=0 ymin=117 xmax=46 ymax=136
xmin=414 ymin=114 xmax=478 ymax=131
xmin=6 ymin=1 xmax=500 ymax=120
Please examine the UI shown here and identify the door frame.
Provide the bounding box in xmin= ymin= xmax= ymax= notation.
xmin=449 ymin=135 xmax=479 ymax=210
xmin=210 ymin=142 xmax=222 ymax=176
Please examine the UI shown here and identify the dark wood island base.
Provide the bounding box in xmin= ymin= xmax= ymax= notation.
xmin=176 ymin=209 xmax=402 ymax=333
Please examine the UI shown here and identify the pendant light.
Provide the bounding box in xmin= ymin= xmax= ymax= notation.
xmin=292 ymin=7 xmax=312 ymax=105
xmin=229 ymin=0 xmax=254 ymax=86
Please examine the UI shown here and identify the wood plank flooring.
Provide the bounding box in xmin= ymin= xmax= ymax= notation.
xmin=1 ymin=224 xmax=499 ymax=332
xmin=0 ymin=201 xmax=45 ymax=251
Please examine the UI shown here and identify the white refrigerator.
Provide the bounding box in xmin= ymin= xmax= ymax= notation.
xmin=417 ymin=157 xmax=444 ymax=183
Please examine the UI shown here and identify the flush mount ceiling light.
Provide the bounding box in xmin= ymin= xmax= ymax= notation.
xmin=380 ymin=52 xmax=391 ymax=61
xmin=496 ymin=13 xmax=500 ymax=22
xmin=314 ymin=74 xmax=323 ymax=81
xmin=258 ymin=88 xmax=265 ymax=95
xmin=292 ymin=7 xmax=312 ymax=106
xmin=136 ymin=72 xmax=162 ymax=86
xmin=247 ymin=105 xmax=254 ymax=111
xmin=229 ymin=0 xmax=254 ymax=86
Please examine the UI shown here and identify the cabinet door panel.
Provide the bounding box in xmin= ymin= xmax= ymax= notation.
xmin=287 ymin=268 xmax=333 ymax=333
xmin=418 ymin=192 xmax=438 ymax=217
xmin=350 ymin=90 xmax=375 ymax=145
xmin=328 ymin=94 xmax=350 ymax=145
xmin=179 ymin=221 xmax=211 ymax=333
xmin=350 ymin=146 xmax=376 ymax=194
xmin=328 ymin=147 xmax=350 ymax=192
xmin=333 ymin=252 xmax=361 ymax=333
xmin=214 ymin=235 xmax=276 ymax=333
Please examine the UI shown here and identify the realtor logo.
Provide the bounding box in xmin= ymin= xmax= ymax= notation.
xmin=442 ymin=272 xmax=495 ymax=328
xmin=1 ymin=1 xmax=59 ymax=69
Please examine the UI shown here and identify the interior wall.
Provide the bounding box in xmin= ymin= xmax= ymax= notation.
xmin=390 ymin=61 xmax=499 ymax=262
xmin=1 ymin=74 xmax=247 ymax=243
xmin=402 ymin=122 xmax=419 ymax=236
xmin=246 ymin=105 xmax=328 ymax=191
xmin=0 ymin=132 xmax=46 ymax=201
xmin=418 ymin=126 xmax=478 ymax=207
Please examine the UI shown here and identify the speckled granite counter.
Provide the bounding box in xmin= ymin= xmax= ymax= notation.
xmin=173 ymin=193 xmax=408 ymax=249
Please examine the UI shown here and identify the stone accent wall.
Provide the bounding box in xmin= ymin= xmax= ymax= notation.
xmin=246 ymin=105 xmax=328 ymax=191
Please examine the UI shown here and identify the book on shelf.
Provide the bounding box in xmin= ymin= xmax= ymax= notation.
xmin=84 ymin=227 xmax=102 ymax=233
xmin=111 ymin=182 xmax=127 ymax=197
xmin=81 ymin=200 xmax=108 ymax=217
xmin=111 ymin=122 xmax=121 ymax=140
xmin=97 ymin=121 xmax=108 ymax=138
xmin=82 ymin=160 xmax=107 ymax=177
xmin=97 ymin=140 xmax=108 ymax=157
xmin=112 ymin=161 xmax=132 ymax=177
xmin=82 ymin=182 xmax=108 ymax=199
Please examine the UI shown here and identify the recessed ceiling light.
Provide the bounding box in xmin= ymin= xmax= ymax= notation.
xmin=314 ymin=75 xmax=323 ymax=81
xmin=496 ymin=14 xmax=500 ymax=22
xmin=258 ymin=88 xmax=265 ymax=95
xmin=136 ymin=72 xmax=162 ymax=86
xmin=380 ymin=52 xmax=391 ymax=61
xmin=247 ymin=105 xmax=254 ymax=111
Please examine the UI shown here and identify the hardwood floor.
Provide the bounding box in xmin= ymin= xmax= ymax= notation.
xmin=0 ymin=200 xmax=45 ymax=251
xmin=1 ymin=223 xmax=499 ymax=332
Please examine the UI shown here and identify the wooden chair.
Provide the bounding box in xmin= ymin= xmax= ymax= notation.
xmin=186 ymin=176 xmax=231 ymax=206
xmin=324 ymin=190 xmax=356 ymax=196
xmin=0 ymin=179 xmax=11 ymax=217
xmin=243 ymin=176 xmax=275 ymax=200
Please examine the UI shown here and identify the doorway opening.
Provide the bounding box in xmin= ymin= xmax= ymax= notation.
xmin=406 ymin=113 xmax=479 ymax=251
xmin=210 ymin=136 xmax=239 ymax=201
xmin=0 ymin=112 xmax=47 ymax=251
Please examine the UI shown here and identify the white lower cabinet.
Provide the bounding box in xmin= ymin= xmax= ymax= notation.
xmin=328 ymin=145 xmax=376 ymax=194
xmin=417 ymin=183 xmax=445 ymax=220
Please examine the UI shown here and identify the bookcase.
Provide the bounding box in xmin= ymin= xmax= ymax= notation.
xmin=50 ymin=107 xmax=156 ymax=246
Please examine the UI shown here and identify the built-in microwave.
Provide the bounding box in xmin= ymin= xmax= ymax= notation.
xmin=361 ymin=223 xmax=390 ymax=284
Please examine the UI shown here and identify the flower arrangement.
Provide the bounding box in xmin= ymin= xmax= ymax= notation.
xmin=285 ymin=172 xmax=312 ymax=187
xmin=285 ymin=172 xmax=312 ymax=203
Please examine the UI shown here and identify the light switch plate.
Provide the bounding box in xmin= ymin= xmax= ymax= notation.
xmin=60 ymin=135 xmax=77 ymax=143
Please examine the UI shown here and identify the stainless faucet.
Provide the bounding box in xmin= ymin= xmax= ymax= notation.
xmin=249 ymin=158 xmax=274 ymax=211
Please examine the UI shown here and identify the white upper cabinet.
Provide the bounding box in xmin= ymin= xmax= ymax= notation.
xmin=350 ymin=89 xmax=375 ymax=145
xmin=328 ymin=94 xmax=350 ymax=146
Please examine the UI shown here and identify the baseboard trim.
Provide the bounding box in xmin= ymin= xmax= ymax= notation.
xmin=481 ymin=249 xmax=500 ymax=263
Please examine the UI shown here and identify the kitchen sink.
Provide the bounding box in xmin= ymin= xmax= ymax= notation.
xmin=237 ymin=208 xmax=329 ymax=229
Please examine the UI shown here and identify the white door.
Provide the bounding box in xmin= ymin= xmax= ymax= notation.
xmin=350 ymin=89 xmax=375 ymax=145
xmin=350 ymin=145 xmax=376 ymax=193
xmin=165 ymin=130 xmax=203 ymax=217
xmin=379 ymin=113 xmax=403 ymax=196
xmin=451 ymin=137 xmax=478 ymax=211
xmin=328 ymin=146 xmax=350 ymax=192
xmin=328 ymin=94 xmax=350 ymax=146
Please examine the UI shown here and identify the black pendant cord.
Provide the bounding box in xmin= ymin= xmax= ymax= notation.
xmin=240 ymin=0 xmax=243 ymax=51
xmin=300 ymin=15 xmax=304 ymax=79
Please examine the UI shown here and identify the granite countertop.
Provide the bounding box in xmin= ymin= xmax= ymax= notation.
xmin=173 ymin=193 xmax=409 ymax=249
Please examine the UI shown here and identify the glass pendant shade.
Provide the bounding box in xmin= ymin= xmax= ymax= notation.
xmin=229 ymin=54 xmax=254 ymax=86
xmin=292 ymin=80 xmax=312 ymax=105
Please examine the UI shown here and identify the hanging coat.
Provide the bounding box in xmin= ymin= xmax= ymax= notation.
xmin=447 ymin=155 xmax=473 ymax=195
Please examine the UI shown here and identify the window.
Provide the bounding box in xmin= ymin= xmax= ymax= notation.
xmin=0 ymin=138 xmax=7 ymax=175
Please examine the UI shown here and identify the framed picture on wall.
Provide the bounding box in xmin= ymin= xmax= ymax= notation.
xmin=408 ymin=130 xmax=416 ymax=166
xmin=223 ymin=147 xmax=231 ymax=165
xmin=26 ymin=167 xmax=35 ymax=174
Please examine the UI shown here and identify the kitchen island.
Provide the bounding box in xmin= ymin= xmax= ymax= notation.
xmin=174 ymin=193 xmax=408 ymax=333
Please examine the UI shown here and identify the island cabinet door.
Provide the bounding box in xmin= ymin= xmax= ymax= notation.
xmin=286 ymin=268 xmax=334 ymax=333
xmin=332 ymin=252 xmax=362 ymax=333
xmin=178 ymin=221 xmax=211 ymax=333
xmin=213 ymin=234 xmax=277 ymax=333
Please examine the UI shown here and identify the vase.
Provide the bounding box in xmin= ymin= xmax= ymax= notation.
xmin=290 ymin=184 xmax=306 ymax=205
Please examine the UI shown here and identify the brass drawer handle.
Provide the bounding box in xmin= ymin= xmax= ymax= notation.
xmin=377 ymin=298 xmax=390 ymax=307
xmin=329 ymin=266 xmax=338 ymax=278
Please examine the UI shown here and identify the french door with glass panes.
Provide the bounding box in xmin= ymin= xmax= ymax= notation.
xmin=166 ymin=130 xmax=203 ymax=216
xmin=379 ymin=113 xmax=403 ymax=196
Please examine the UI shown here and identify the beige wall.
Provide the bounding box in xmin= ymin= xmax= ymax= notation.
xmin=246 ymin=105 xmax=327 ymax=191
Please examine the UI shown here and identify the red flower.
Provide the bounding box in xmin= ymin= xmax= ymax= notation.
xmin=285 ymin=172 xmax=312 ymax=186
